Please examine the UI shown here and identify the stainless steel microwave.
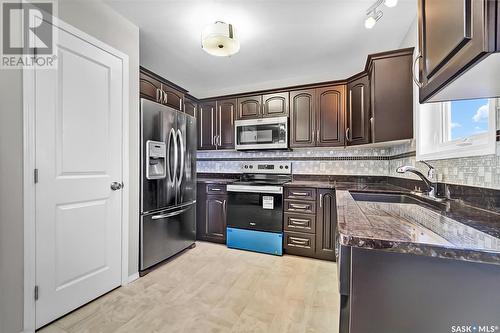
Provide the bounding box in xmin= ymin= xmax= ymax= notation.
xmin=234 ymin=116 xmax=288 ymax=150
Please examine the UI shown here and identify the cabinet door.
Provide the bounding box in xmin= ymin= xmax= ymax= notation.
xmin=316 ymin=85 xmax=345 ymax=147
xmin=161 ymin=84 xmax=184 ymax=111
xmin=370 ymin=53 xmax=413 ymax=143
xmin=290 ymin=89 xmax=316 ymax=147
xmin=197 ymin=101 xmax=216 ymax=150
xmin=418 ymin=0 xmax=492 ymax=102
xmin=184 ymin=98 xmax=197 ymax=117
xmin=315 ymin=189 xmax=336 ymax=261
xmin=237 ymin=95 xmax=262 ymax=120
xmin=347 ymin=76 xmax=370 ymax=146
xmin=205 ymin=195 xmax=227 ymax=243
xmin=262 ymin=92 xmax=289 ymax=118
xmin=216 ymin=99 xmax=236 ymax=149
xmin=140 ymin=71 xmax=162 ymax=103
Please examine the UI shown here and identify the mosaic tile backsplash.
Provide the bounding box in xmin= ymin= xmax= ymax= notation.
xmin=197 ymin=138 xmax=499 ymax=189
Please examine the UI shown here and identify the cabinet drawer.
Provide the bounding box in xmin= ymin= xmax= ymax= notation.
xmin=283 ymin=231 xmax=316 ymax=258
xmin=285 ymin=187 xmax=316 ymax=201
xmin=284 ymin=213 xmax=316 ymax=234
xmin=284 ymin=200 xmax=316 ymax=214
xmin=206 ymin=184 xmax=227 ymax=194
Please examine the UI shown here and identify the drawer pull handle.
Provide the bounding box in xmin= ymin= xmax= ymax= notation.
xmin=291 ymin=192 xmax=309 ymax=196
xmin=290 ymin=204 xmax=309 ymax=209
xmin=289 ymin=237 xmax=310 ymax=248
xmin=290 ymin=218 xmax=309 ymax=225
xmin=210 ymin=188 xmax=221 ymax=191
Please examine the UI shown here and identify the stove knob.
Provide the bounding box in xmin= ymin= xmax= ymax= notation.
xmin=249 ymin=165 xmax=253 ymax=169
xmin=285 ymin=165 xmax=289 ymax=169
xmin=279 ymin=165 xmax=283 ymax=169
xmin=244 ymin=165 xmax=248 ymax=169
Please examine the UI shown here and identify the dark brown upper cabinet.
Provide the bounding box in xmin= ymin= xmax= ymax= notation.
xmin=140 ymin=71 xmax=163 ymax=103
xmin=237 ymin=95 xmax=262 ymax=120
xmin=368 ymin=49 xmax=413 ymax=143
xmin=347 ymin=75 xmax=370 ymax=146
xmin=290 ymin=86 xmax=346 ymax=148
xmin=184 ymin=97 xmax=197 ymax=117
xmin=216 ymin=99 xmax=236 ymax=149
xmin=290 ymin=89 xmax=316 ymax=147
xmin=417 ymin=0 xmax=500 ymax=103
xmin=316 ymin=85 xmax=345 ymax=147
xmin=262 ymin=92 xmax=289 ymax=118
xmin=161 ymin=85 xmax=184 ymax=111
xmin=197 ymin=101 xmax=216 ymax=150
xmin=139 ymin=67 xmax=185 ymax=111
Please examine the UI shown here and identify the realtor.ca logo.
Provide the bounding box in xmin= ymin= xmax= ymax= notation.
xmin=1 ymin=0 xmax=56 ymax=69
xmin=451 ymin=325 xmax=500 ymax=332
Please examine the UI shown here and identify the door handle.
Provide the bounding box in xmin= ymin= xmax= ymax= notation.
xmin=412 ymin=52 xmax=423 ymax=88
xmin=167 ymin=128 xmax=177 ymax=183
xmin=176 ymin=129 xmax=185 ymax=185
xmin=110 ymin=182 xmax=123 ymax=191
xmin=151 ymin=207 xmax=189 ymax=220
xmin=345 ymin=128 xmax=350 ymax=143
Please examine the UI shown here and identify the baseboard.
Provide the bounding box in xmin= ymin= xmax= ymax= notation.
xmin=127 ymin=272 xmax=139 ymax=283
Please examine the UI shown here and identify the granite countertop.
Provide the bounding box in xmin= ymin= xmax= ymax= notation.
xmin=336 ymin=189 xmax=500 ymax=265
xmin=285 ymin=180 xmax=411 ymax=192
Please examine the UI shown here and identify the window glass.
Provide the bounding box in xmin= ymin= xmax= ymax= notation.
xmin=448 ymin=98 xmax=489 ymax=141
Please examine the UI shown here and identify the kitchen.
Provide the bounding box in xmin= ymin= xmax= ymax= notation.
xmin=0 ymin=0 xmax=499 ymax=332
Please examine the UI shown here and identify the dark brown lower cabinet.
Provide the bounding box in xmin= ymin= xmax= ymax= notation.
xmin=196 ymin=183 xmax=227 ymax=244
xmin=283 ymin=187 xmax=337 ymax=261
xmin=315 ymin=189 xmax=337 ymax=261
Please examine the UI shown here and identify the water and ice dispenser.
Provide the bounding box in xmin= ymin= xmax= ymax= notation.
xmin=146 ymin=140 xmax=166 ymax=179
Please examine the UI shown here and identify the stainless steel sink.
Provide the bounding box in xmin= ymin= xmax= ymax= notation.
xmin=349 ymin=191 xmax=453 ymax=246
xmin=350 ymin=191 xmax=447 ymax=211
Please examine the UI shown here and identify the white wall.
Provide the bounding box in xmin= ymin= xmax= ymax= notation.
xmin=0 ymin=68 xmax=24 ymax=333
xmin=0 ymin=1 xmax=140 ymax=332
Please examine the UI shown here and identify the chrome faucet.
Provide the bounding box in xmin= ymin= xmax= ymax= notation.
xmin=396 ymin=161 xmax=437 ymax=199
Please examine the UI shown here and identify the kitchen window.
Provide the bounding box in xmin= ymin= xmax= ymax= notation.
xmin=417 ymin=98 xmax=498 ymax=160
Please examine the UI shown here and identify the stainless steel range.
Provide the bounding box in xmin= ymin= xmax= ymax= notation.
xmin=226 ymin=162 xmax=292 ymax=255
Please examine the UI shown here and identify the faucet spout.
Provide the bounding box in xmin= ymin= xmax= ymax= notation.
xmin=396 ymin=165 xmax=436 ymax=197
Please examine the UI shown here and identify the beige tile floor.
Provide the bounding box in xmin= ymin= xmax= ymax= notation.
xmin=39 ymin=242 xmax=340 ymax=333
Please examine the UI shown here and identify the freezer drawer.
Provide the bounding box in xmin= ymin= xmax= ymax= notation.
xmin=140 ymin=203 xmax=196 ymax=271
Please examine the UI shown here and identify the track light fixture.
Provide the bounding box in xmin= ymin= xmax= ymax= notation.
xmin=364 ymin=10 xmax=383 ymax=29
xmin=364 ymin=0 xmax=398 ymax=29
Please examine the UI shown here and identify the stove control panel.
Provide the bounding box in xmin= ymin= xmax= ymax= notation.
xmin=240 ymin=162 xmax=292 ymax=174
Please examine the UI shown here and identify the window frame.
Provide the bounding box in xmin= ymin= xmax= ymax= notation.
xmin=416 ymin=98 xmax=497 ymax=161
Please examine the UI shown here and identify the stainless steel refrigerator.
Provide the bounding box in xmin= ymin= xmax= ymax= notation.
xmin=140 ymin=98 xmax=197 ymax=271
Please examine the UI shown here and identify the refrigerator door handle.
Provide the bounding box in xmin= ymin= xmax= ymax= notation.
xmin=151 ymin=207 xmax=190 ymax=220
xmin=176 ymin=129 xmax=185 ymax=185
xmin=167 ymin=128 xmax=178 ymax=184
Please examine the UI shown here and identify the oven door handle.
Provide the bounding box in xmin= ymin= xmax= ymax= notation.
xmin=226 ymin=184 xmax=283 ymax=194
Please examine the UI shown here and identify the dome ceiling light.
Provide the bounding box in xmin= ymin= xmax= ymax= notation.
xmin=364 ymin=0 xmax=398 ymax=29
xmin=201 ymin=21 xmax=240 ymax=57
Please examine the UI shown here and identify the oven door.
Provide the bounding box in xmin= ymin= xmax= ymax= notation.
xmin=234 ymin=117 xmax=288 ymax=150
xmin=226 ymin=185 xmax=283 ymax=232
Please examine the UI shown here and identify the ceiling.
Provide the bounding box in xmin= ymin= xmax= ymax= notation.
xmin=106 ymin=0 xmax=417 ymax=98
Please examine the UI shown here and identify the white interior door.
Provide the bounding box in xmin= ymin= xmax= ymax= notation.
xmin=35 ymin=23 xmax=124 ymax=328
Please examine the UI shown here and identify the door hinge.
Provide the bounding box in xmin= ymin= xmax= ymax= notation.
xmin=34 ymin=285 xmax=39 ymax=301
xmin=34 ymin=169 xmax=39 ymax=184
